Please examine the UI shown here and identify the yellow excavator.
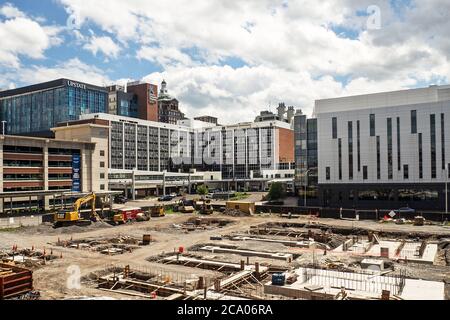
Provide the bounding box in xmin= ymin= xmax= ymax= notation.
xmin=53 ymin=193 xmax=102 ymax=228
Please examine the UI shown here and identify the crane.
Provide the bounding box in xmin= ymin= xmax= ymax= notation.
xmin=53 ymin=193 xmax=101 ymax=228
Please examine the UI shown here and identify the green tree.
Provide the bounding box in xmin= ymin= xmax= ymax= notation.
xmin=267 ymin=182 xmax=285 ymax=201
xmin=196 ymin=185 xmax=209 ymax=198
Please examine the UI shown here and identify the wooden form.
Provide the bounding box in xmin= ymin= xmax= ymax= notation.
xmin=0 ymin=263 xmax=33 ymax=299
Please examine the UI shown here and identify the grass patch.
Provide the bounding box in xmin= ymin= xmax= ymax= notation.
xmin=0 ymin=227 xmax=22 ymax=233
xmin=230 ymin=192 xmax=249 ymax=201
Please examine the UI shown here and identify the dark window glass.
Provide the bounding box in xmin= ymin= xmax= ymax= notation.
xmin=100 ymin=150 xmax=105 ymax=157
xmin=370 ymin=114 xmax=376 ymax=137
xmin=326 ymin=167 xmax=330 ymax=180
xmin=387 ymin=118 xmax=393 ymax=180
xmin=332 ymin=117 xmax=337 ymax=139
xmin=441 ymin=114 xmax=445 ymax=170
xmin=376 ymin=136 xmax=381 ymax=179
xmin=419 ymin=133 xmax=423 ymax=179
xmin=348 ymin=121 xmax=353 ymax=180
xmin=404 ymin=164 xmax=409 ymax=180
xmin=431 ymin=114 xmax=436 ymax=178
xmin=363 ymin=166 xmax=368 ymax=180
xmin=338 ymin=139 xmax=342 ymax=180
xmin=397 ymin=117 xmax=401 ymax=171
xmin=357 ymin=120 xmax=361 ymax=172
xmin=411 ymin=110 xmax=417 ymax=134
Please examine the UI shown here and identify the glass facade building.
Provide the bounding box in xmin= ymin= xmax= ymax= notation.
xmin=0 ymin=79 xmax=107 ymax=135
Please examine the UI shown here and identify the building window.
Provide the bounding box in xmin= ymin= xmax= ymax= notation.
xmin=326 ymin=167 xmax=330 ymax=181
xmin=397 ymin=117 xmax=401 ymax=171
xmin=100 ymin=161 xmax=105 ymax=168
xmin=348 ymin=121 xmax=353 ymax=180
xmin=100 ymin=150 xmax=105 ymax=157
xmin=387 ymin=118 xmax=393 ymax=180
xmin=411 ymin=110 xmax=417 ymax=134
xmin=441 ymin=113 xmax=445 ymax=170
xmin=332 ymin=117 xmax=337 ymax=139
xmin=363 ymin=166 xmax=368 ymax=180
xmin=404 ymin=164 xmax=409 ymax=180
xmin=100 ymin=184 xmax=105 ymax=190
xmin=357 ymin=120 xmax=361 ymax=172
xmin=370 ymin=114 xmax=376 ymax=137
xmin=418 ymin=133 xmax=423 ymax=179
xmin=376 ymin=136 xmax=381 ymax=180
xmin=100 ymin=173 xmax=105 ymax=179
xmin=338 ymin=139 xmax=342 ymax=180
xmin=431 ymin=114 xmax=436 ymax=179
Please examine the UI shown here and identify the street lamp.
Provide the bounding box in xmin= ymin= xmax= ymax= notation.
xmin=303 ymin=169 xmax=311 ymax=208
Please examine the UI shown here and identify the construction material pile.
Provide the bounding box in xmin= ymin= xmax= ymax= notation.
xmin=223 ymin=208 xmax=250 ymax=217
xmin=1 ymin=247 xmax=59 ymax=269
xmin=54 ymin=235 xmax=149 ymax=255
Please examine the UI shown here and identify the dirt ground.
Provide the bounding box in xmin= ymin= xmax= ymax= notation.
xmin=1 ymin=213 xmax=449 ymax=300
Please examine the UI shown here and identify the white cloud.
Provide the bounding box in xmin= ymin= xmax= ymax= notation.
xmin=0 ymin=4 xmax=63 ymax=68
xmin=0 ymin=2 xmax=26 ymax=19
xmin=83 ymin=35 xmax=122 ymax=59
xmin=1 ymin=58 xmax=111 ymax=88
xmin=137 ymin=46 xmax=194 ymax=67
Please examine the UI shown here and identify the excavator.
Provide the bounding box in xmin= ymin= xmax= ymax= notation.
xmin=53 ymin=193 xmax=102 ymax=228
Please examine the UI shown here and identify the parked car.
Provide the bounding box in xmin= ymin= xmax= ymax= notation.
xmin=158 ymin=195 xmax=175 ymax=202
xmin=114 ymin=195 xmax=128 ymax=204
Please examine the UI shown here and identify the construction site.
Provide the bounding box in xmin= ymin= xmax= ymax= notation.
xmin=0 ymin=208 xmax=449 ymax=300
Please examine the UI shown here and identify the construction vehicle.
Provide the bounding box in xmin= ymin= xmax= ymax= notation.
xmin=198 ymin=199 xmax=213 ymax=215
xmin=175 ymin=199 xmax=195 ymax=214
xmin=149 ymin=205 xmax=166 ymax=217
xmin=53 ymin=193 xmax=101 ymax=228
xmin=112 ymin=208 xmax=144 ymax=224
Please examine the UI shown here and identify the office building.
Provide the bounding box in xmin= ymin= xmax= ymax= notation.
xmin=295 ymin=85 xmax=450 ymax=210
xmin=158 ymin=80 xmax=185 ymax=124
xmin=0 ymin=126 xmax=109 ymax=214
xmin=194 ymin=116 xmax=218 ymax=125
xmin=56 ymin=113 xmax=295 ymax=195
xmin=126 ymin=81 xmax=159 ymax=122
xmin=255 ymin=103 xmax=296 ymax=124
xmin=106 ymin=85 xmax=138 ymax=118
xmin=0 ymin=79 xmax=108 ymax=136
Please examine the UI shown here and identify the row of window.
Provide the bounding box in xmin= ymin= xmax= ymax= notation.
xmin=331 ymin=112 xmax=446 ymax=181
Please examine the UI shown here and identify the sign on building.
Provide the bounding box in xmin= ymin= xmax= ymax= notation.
xmin=72 ymin=154 xmax=81 ymax=192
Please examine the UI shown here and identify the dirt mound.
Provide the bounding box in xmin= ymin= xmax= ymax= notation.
xmin=223 ymin=209 xmax=250 ymax=217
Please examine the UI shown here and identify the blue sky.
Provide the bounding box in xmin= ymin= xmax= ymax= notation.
xmin=0 ymin=0 xmax=448 ymax=123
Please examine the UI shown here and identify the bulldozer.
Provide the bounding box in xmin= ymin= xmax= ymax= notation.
xmin=149 ymin=205 xmax=166 ymax=217
xmin=53 ymin=193 xmax=101 ymax=228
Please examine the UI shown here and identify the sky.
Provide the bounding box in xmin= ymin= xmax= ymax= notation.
xmin=0 ymin=0 xmax=449 ymax=124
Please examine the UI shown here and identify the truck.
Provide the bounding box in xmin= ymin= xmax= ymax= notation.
xmin=112 ymin=208 xmax=144 ymax=225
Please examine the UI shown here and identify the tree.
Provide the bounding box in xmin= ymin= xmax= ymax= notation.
xmin=267 ymin=182 xmax=285 ymax=201
xmin=196 ymin=185 xmax=209 ymax=198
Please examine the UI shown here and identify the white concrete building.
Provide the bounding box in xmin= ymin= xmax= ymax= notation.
xmin=314 ymin=85 xmax=450 ymax=210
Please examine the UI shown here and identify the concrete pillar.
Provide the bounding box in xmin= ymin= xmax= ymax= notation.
xmin=132 ymin=170 xmax=136 ymax=201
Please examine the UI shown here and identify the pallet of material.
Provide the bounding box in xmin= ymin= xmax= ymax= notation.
xmin=0 ymin=263 xmax=33 ymax=299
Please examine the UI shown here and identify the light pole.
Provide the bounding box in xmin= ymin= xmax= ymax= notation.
xmin=303 ymin=169 xmax=311 ymax=208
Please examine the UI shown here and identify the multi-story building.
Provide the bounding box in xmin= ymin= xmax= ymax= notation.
xmin=255 ymin=103 xmax=296 ymax=124
xmin=296 ymin=85 xmax=450 ymax=211
xmin=294 ymin=110 xmax=318 ymax=202
xmin=194 ymin=116 xmax=218 ymax=125
xmin=57 ymin=113 xmax=295 ymax=195
xmin=106 ymin=85 xmax=138 ymax=118
xmin=0 ymin=79 xmax=108 ymax=136
xmin=126 ymin=81 xmax=159 ymax=122
xmin=158 ymin=80 xmax=185 ymax=124
xmin=0 ymin=125 xmax=109 ymax=215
